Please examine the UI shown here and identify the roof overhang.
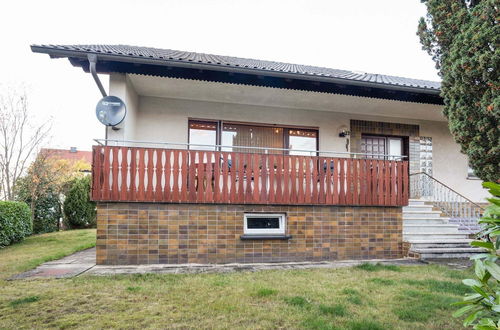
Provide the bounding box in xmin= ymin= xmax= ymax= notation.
xmin=31 ymin=45 xmax=443 ymax=105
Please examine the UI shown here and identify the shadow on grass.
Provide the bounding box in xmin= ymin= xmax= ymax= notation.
xmin=355 ymin=263 xmax=402 ymax=272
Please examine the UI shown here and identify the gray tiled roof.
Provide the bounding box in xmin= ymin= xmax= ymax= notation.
xmin=32 ymin=44 xmax=441 ymax=91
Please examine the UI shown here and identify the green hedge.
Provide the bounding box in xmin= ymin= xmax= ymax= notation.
xmin=0 ymin=201 xmax=32 ymax=247
xmin=63 ymin=176 xmax=96 ymax=229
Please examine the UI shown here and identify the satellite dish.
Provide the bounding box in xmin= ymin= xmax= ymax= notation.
xmin=95 ymin=96 xmax=127 ymax=126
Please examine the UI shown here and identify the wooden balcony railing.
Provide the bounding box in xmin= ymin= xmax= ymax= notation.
xmin=91 ymin=145 xmax=409 ymax=206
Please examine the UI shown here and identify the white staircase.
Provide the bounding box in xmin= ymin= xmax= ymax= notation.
xmin=404 ymin=199 xmax=483 ymax=259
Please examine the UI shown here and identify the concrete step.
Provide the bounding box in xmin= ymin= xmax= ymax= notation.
xmin=406 ymin=238 xmax=473 ymax=244
xmin=408 ymin=199 xmax=428 ymax=206
xmin=403 ymin=211 xmax=446 ymax=219
xmin=403 ymin=224 xmax=461 ymax=234
xmin=403 ymin=205 xmax=435 ymax=212
xmin=404 ymin=219 xmax=448 ymax=225
xmin=410 ymin=243 xmax=472 ymax=249
xmin=414 ymin=247 xmax=485 ymax=259
xmin=404 ymin=233 xmax=470 ymax=240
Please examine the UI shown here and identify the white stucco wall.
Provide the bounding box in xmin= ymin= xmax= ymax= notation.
xmin=106 ymin=73 xmax=488 ymax=202
xmin=106 ymin=73 xmax=138 ymax=141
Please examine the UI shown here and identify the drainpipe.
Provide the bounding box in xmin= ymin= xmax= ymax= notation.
xmin=88 ymin=54 xmax=108 ymax=144
xmin=88 ymin=54 xmax=107 ymax=97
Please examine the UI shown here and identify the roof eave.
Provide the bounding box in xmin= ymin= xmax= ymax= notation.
xmin=30 ymin=45 xmax=441 ymax=96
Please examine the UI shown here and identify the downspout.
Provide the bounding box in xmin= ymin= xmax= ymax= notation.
xmin=88 ymin=54 xmax=108 ymax=145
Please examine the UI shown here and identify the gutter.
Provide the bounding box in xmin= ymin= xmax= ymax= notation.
xmin=30 ymin=46 xmax=441 ymax=96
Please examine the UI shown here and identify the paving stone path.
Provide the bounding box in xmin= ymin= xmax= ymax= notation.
xmin=10 ymin=248 xmax=96 ymax=280
xmin=10 ymin=247 xmax=429 ymax=279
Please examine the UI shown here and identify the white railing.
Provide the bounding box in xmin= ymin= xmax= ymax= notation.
xmin=94 ymin=139 xmax=408 ymax=161
xmin=410 ymin=172 xmax=483 ymax=233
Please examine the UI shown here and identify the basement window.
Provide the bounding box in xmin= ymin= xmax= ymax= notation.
xmin=242 ymin=213 xmax=287 ymax=238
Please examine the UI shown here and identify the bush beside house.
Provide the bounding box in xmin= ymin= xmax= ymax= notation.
xmin=0 ymin=201 xmax=32 ymax=247
xmin=63 ymin=176 xmax=96 ymax=229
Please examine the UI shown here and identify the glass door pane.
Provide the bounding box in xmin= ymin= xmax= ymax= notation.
xmin=388 ymin=138 xmax=402 ymax=160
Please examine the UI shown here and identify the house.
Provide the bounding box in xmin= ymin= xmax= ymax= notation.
xmin=41 ymin=147 xmax=92 ymax=165
xmin=32 ymin=44 xmax=486 ymax=265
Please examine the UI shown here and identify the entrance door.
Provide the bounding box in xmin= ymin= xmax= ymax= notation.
xmin=361 ymin=135 xmax=404 ymax=160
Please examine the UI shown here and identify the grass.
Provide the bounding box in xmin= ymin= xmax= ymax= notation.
xmin=0 ymin=229 xmax=95 ymax=278
xmin=0 ymin=230 xmax=473 ymax=329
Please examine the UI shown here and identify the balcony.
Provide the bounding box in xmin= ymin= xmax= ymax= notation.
xmin=91 ymin=141 xmax=409 ymax=206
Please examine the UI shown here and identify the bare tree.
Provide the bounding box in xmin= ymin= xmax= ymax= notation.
xmin=0 ymin=86 xmax=51 ymax=200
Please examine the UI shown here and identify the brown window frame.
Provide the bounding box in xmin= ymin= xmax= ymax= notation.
xmin=188 ymin=118 xmax=319 ymax=154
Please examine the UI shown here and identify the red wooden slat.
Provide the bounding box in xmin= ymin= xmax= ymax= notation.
xmin=390 ymin=161 xmax=396 ymax=205
xmin=384 ymin=160 xmax=390 ymax=206
xmin=268 ymin=154 xmax=275 ymax=203
xmin=145 ymin=149 xmax=154 ymax=200
xmin=260 ymin=154 xmax=268 ymax=203
xmin=296 ymin=157 xmax=303 ymax=204
xmin=188 ymin=151 xmax=197 ymax=202
xmin=339 ymin=159 xmax=345 ymax=205
xmin=305 ymin=157 xmax=311 ymax=203
xmin=275 ymin=156 xmax=283 ymax=203
xmin=252 ymin=153 xmax=260 ymax=203
xmin=120 ymin=148 xmax=128 ymax=201
xmin=324 ymin=158 xmax=331 ymax=204
xmin=402 ymin=161 xmax=409 ymax=206
xmin=290 ymin=156 xmax=297 ymax=204
xmin=377 ymin=160 xmax=384 ymax=205
xmin=205 ymin=152 xmax=213 ymax=202
xmin=237 ymin=153 xmax=244 ymax=203
xmin=245 ymin=154 xmax=253 ymax=203
xmin=109 ymin=147 xmax=118 ymax=201
xmin=172 ymin=150 xmax=179 ymax=202
xmin=221 ymin=152 xmax=229 ymax=202
xmin=359 ymin=159 xmax=367 ymax=205
xmin=92 ymin=146 xmax=102 ymax=200
xmin=180 ymin=151 xmax=188 ymax=202
xmin=312 ymin=158 xmax=319 ymax=204
xmin=283 ymin=155 xmax=290 ymax=203
xmin=154 ymin=149 xmax=163 ymax=201
xmin=137 ymin=148 xmax=146 ymax=201
xmin=332 ymin=158 xmax=339 ymax=204
xmin=318 ymin=158 xmax=325 ymax=204
xmin=397 ymin=161 xmax=403 ymax=205
xmin=198 ymin=152 xmax=206 ymax=202
xmin=230 ymin=153 xmax=237 ymax=203
xmin=129 ymin=149 xmax=137 ymax=201
xmin=213 ymin=151 xmax=220 ymax=203
xmin=371 ymin=159 xmax=378 ymax=205
xmin=346 ymin=158 xmax=352 ymax=205
xmin=352 ymin=158 xmax=359 ymax=205
xmin=162 ymin=150 xmax=171 ymax=202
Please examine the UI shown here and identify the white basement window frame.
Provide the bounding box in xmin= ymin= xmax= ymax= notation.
xmin=243 ymin=213 xmax=286 ymax=236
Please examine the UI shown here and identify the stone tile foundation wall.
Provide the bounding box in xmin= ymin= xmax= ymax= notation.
xmin=96 ymin=203 xmax=403 ymax=265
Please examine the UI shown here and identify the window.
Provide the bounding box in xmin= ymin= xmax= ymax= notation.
xmin=188 ymin=119 xmax=318 ymax=154
xmin=419 ymin=137 xmax=433 ymax=175
xmin=467 ymin=161 xmax=479 ymax=179
xmin=188 ymin=121 xmax=217 ymax=150
xmin=288 ymin=129 xmax=318 ymax=156
xmin=361 ymin=135 xmax=405 ymax=160
xmin=222 ymin=123 xmax=284 ymax=154
xmin=244 ymin=213 xmax=286 ymax=236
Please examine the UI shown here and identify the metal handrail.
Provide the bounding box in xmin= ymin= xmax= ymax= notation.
xmin=93 ymin=138 xmax=407 ymax=160
xmin=410 ymin=172 xmax=483 ymax=233
xmin=410 ymin=172 xmax=484 ymax=209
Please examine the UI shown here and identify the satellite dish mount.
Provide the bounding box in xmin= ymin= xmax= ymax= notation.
xmin=95 ymin=96 xmax=127 ymax=129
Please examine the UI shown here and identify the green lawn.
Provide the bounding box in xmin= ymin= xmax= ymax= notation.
xmin=0 ymin=230 xmax=471 ymax=329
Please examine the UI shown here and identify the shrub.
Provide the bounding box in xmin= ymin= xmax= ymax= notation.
xmin=0 ymin=201 xmax=32 ymax=247
xmin=32 ymin=191 xmax=62 ymax=234
xmin=453 ymin=182 xmax=500 ymax=328
xmin=63 ymin=176 xmax=96 ymax=229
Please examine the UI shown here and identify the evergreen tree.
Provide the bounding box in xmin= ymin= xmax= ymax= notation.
xmin=418 ymin=0 xmax=499 ymax=182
